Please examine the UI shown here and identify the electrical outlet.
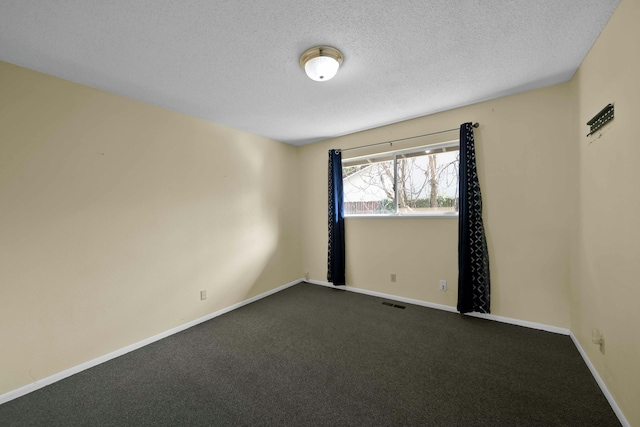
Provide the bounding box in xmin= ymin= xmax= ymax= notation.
xmin=200 ymin=290 xmax=207 ymax=300
xmin=439 ymin=280 xmax=447 ymax=291
xmin=390 ymin=273 xmax=397 ymax=283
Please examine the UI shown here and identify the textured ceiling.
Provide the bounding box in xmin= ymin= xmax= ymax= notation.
xmin=0 ymin=1 xmax=620 ymax=145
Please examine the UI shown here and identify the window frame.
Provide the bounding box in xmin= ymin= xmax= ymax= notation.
xmin=342 ymin=140 xmax=460 ymax=218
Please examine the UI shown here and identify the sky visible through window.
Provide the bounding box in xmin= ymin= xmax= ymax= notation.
xmin=343 ymin=148 xmax=459 ymax=216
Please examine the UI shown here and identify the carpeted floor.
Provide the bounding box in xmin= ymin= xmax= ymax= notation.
xmin=0 ymin=282 xmax=620 ymax=426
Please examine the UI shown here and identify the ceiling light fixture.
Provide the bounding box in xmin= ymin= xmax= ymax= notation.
xmin=299 ymin=46 xmax=343 ymax=82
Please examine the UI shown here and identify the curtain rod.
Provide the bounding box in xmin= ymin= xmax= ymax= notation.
xmin=337 ymin=122 xmax=479 ymax=153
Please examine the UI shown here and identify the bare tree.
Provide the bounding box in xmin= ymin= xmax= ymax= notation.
xmin=343 ymin=151 xmax=459 ymax=214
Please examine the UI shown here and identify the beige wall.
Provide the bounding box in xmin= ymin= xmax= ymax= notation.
xmin=572 ymin=0 xmax=640 ymax=424
xmin=0 ymin=62 xmax=301 ymax=396
xmin=2 ymin=0 xmax=638 ymax=421
xmin=299 ymin=82 xmax=576 ymax=329
xmin=299 ymin=2 xmax=639 ymax=423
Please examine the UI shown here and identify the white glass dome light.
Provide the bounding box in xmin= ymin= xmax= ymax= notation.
xmin=305 ymin=55 xmax=340 ymax=81
xmin=300 ymin=46 xmax=343 ymax=82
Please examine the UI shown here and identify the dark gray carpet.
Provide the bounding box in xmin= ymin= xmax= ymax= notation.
xmin=0 ymin=282 xmax=620 ymax=426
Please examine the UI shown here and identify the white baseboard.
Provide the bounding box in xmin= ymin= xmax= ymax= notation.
xmin=569 ymin=332 xmax=630 ymax=427
xmin=463 ymin=311 xmax=570 ymax=335
xmin=306 ymin=279 xmax=569 ymax=335
xmin=307 ymin=279 xmax=628 ymax=426
xmin=308 ymin=279 xmax=458 ymax=313
xmin=3 ymin=278 xmax=630 ymax=427
xmin=0 ymin=278 xmax=301 ymax=406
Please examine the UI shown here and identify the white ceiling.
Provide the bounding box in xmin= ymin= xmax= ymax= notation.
xmin=0 ymin=1 xmax=620 ymax=145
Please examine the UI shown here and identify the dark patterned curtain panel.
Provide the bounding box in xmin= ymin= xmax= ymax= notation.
xmin=457 ymin=123 xmax=490 ymax=313
xmin=328 ymin=149 xmax=346 ymax=286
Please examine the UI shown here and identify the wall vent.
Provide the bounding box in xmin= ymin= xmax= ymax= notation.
xmin=382 ymin=301 xmax=406 ymax=309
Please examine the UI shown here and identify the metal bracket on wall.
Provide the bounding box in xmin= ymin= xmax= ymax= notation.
xmin=586 ymin=103 xmax=614 ymax=137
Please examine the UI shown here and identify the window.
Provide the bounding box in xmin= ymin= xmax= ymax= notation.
xmin=342 ymin=141 xmax=459 ymax=216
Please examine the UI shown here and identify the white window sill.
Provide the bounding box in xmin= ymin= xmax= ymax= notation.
xmin=344 ymin=213 xmax=459 ymax=219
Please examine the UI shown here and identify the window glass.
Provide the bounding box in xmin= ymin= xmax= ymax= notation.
xmin=342 ymin=143 xmax=459 ymax=216
xmin=343 ymin=159 xmax=395 ymax=215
